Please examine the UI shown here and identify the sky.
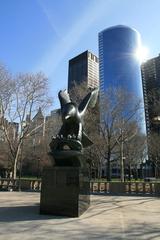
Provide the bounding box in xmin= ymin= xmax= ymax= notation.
xmin=0 ymin=0 xmax=160 ymax=109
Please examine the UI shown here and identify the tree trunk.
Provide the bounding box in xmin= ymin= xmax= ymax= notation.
xmin=120 ymin=140 xmax=124 ymax=182
xmin=13 ymin=142 xmax=22 ymax=179
xmin=128 ymin=164 xmax=131 ymax=181
xmin=154 ymin=165 xmax=159 ymax=178
xmin=158 ymin=166 xmax=160 ymax=178
xmin=97 ymin=163 xmax=101 ymax=179
xmin=135 ymin=166 xmax=138 ymax=180
xmin=106 ymin=154 xmax=111 ymax=182
xmin=13 ymin=161 xmax=17 ymax=180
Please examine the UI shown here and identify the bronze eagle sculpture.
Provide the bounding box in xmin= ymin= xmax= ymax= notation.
xmin=49 ymin=88 xmax=98 ymax=165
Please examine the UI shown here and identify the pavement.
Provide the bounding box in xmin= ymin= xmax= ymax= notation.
xmin=0 ymin=192 xmax=160 ymax=240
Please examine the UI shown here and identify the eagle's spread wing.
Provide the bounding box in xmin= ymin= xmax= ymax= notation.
xmin=58 ymin=90 xmax=71 ymax=108
xmin=78 ymin=88 xmax=99 ymax=117
xmin=82 ymin=131 xmax=93 ymax=147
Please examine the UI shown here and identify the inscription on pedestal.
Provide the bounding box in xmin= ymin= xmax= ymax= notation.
xmin=40 ymin=167 xmax=90 ymax=217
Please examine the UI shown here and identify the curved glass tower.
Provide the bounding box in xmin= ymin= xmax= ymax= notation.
xmin=99 ymin=25 xmax=146 ymax=132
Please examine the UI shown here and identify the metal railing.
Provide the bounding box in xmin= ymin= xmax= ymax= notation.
xmin=0 ymin=178 xmax=41 ymax=191
xmin=0 ymin=178 xmax=160 ymax=196
xmin=90 ymin=181 xmax=160 ymax=196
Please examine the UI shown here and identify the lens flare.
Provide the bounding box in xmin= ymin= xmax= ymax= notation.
xmin=135 ymin=46 xmax=149 ymax=63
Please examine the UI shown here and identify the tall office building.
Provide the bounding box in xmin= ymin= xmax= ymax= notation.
xmin=68 ymin=50 xmax=99 ymax=92
xmin=141 ymin=54 xmax=160 ymax=136
xmin=99 ymin=25 xmax=146 ymax=131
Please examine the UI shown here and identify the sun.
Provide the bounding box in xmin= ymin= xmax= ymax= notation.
xmin=135 ymin=46 xmax=149 ymax=63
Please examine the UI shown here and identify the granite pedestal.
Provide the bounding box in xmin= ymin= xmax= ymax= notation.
xmin=40 ymin=167 xmax=90 ymax=217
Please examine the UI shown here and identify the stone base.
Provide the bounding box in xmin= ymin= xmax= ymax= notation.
xmin=40 ymin=167 xmax=90 ymax=217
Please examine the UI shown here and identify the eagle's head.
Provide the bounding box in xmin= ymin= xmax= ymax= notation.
xmin=61 ymin=102 xmax=80 ymax=122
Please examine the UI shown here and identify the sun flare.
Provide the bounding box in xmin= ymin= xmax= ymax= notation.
xmin=135 ymin=46 xmax=149 ymax=63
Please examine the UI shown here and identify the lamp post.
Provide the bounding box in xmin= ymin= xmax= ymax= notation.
xmin=118 ymin=122 xmax=138 ymax=182
xmin=120 ymin=128 xmax=125 ymax=182
xmin=18 ymin=121 xmax=28 ymax=191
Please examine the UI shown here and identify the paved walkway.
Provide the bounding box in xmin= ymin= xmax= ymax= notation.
xmin=0 ymin=192 xmax=160 ymax=240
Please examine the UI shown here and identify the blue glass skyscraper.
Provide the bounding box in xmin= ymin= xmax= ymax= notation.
xmin=99 ymin=25 xmax=146 ymax=132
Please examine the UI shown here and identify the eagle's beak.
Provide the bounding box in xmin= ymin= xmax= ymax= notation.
xmin=65 ymin=115 xmax=70 ymax=120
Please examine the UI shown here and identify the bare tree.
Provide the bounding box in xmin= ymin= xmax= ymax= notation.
xmin=67 ymin=83 xmax=146 ymax=182
xmin=149 ymin=133 xmax=160 ymax=178
xmin=147 ymin=88 xmax=160 ymax=121
xmin=145 ymin=88 xmax=160 ymax=178
xmin=122 ymin=129 xmax=146 ymax=180
xmin=68 ymin=82 xmax=102 ymax=177
xmin=0 ymin=65 xmax=52 ymax=179
xmin=99 ymin=88 xmax=144 ymax=181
